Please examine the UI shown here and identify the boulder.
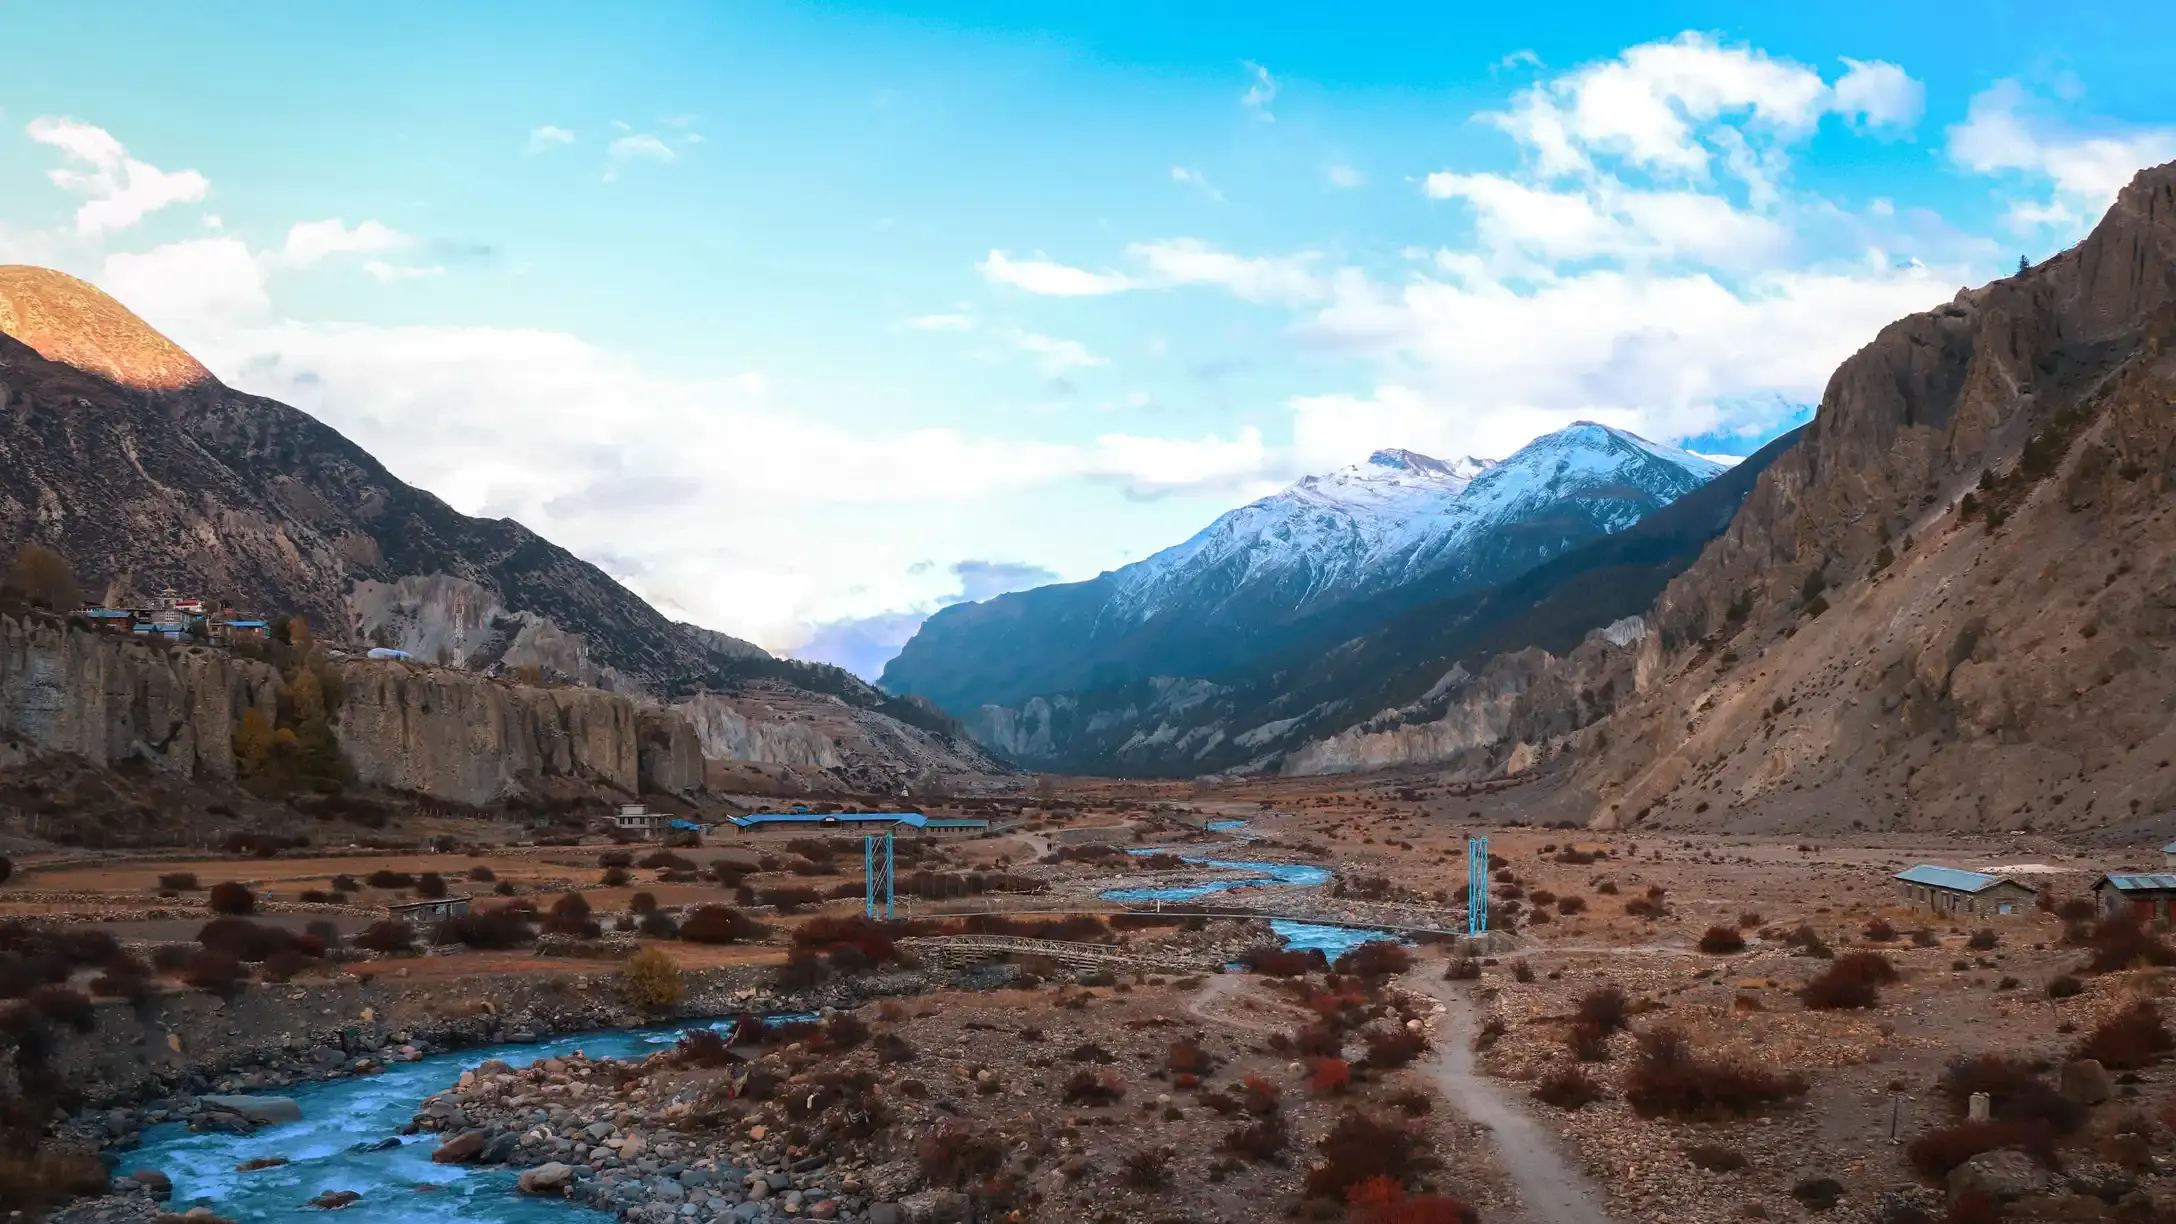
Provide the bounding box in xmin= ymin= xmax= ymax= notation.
xmin=431 ymin=1131 xmax=489 ymax=1164
xmin=899 ymin=1189 xmax=970 ymax=1224
xmin=2062 ymin=1060 xmax=2113 ymax=1106
xmin=128 ymin=1169 xmax=173 ymax=1197
xmin=864 ymin=1160 xmax=921 ymax=1201
xmin=198 ymin=1095 xmax=303 ymax=1125
xmin=519 ymin=1162 xmax=576 ymax=1195
xmin=1950 ymin=1149 xmax=2052 ymax=1202
xmin=305 ymin=1190 xmax=362 ymax=1210
xmin=868 ymin=1205 xmax=905 ymax=1224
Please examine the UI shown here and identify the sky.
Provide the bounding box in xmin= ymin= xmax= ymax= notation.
xmin=3 ymin=2 xmax=2175 ymax=679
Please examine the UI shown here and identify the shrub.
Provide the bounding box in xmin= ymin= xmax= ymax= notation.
xmin=1365 ymin=1029 xmax=1429 ymax=1069
xmin=1966 ymin=929 xmax=1998 ymax=951
xmin=260 ymin=950 xmax=328 ymax=983
xmin=675 ymin=1028 xmax=734 ymax=1067
xmin=2083 ymin=915 xmax=2176 ymax=973
xmin=1624 ymin=1026 xmax=1806 ymax=1118
xmin=1335 ymin=941 xmax=1412 ymax=979
xmin=1911 ymin=927 xmax=1940 ymax=948
xmin=680 ymin=905 xmax=763 ymax=945
xmin=206 ymin=881 xmax=255 ymax=915
xmin=630 ymin=891 xmax=658 ymax=914
xmin=1864 ymin=917 xmax=1898 ymax=942
xmin=197 ymin=917 xmax=301 ymax=962
xmin=1240 ymin=1072 xmax=1280 ymax=1114
xmin=758 ymin=885 xmax=822 ymax=913
xmin=1575 ymin=985 xmax=1630 ymax=1032
xmin=1533 ymin=1065 xmax=1605 ymax=1109
xmin=1558 ymin=895 xmax=1588 ymax=915
xmin=916 ymin=1120 xmax=1005 ymax=1188
xmin=1167 ymin=1038 xmax=1218 ymax=1075
xmin=770 ymin=948 xmax=827 ymax=991
xmin=2046 ymin=974 xmax=2083 ymax=999
xmin=26 ymin=985 xmax=94 ymax=1033
xmin=1063 ymin=1068 xmax=1126 ymax=1105
xmin=1800 ymin=968 xmax=1879 ymax=1010
xmin=363 ymin=870 xmax=415 ymax=889
xmin=1566 ymin=1022 xmax=1612 ymax=1062
xmin=621 ymin=947 xmax=685 ymax=1010
xmin=158 ymin=872 xmax=200 ymax=891
xmin=353 ymin=920 xmax=416 ymax=954
xmin=0 ymin=1148 xmax=111 ymax=1215
xmin=638 ymin=851 xmax=696 ymax=872
xmin=874 ymin=1032 xmax=917 ymax=1064
xmin=1698 ymin=925 xmax=1746 ymax=954
xmin=1121 ymin=1147 xmax=1171 ymax=1190
xmin=1905 ymin=1121 xmax=2055 ymax=1180
xmin=330 ymin=874 xmax=361 ymax=892
xmin=1937 ymin=1055 xmax=2083 ymax=1134
xmin=1304 ymin=1112 xmax=1422 ymax=1202
xmin=466 ymin=866 xmax=496 ymax=882
xmin=1792 ymin=1177 xmax=1844 ymax=1211
xmin=1307 ymin=1056 xmax=1352 ymax=1094
xmin=414 ymin=872 xmax=448 ymax=900
xmin=181 ymin=949 xmax=245 ymax=997
xmin=1444 ymin=957 xmax=1480 ymax=981
xmin=1223 ymin=1115 xmax=1288 ymax=1163
xmin=599 ymin=867 xmax=632 ymax=887
xmin=542 ymin=891 xmax=599 ymax=937
xmin=2071 ymin=1000 xmax=2172 ymax=1069
xmin=637 ymin=910 xmax=680 ymax=938
xmin=1511 ymin=959 xmax=1534 ymax=982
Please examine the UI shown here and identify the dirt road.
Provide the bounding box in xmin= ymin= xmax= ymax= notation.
xmin=1411 ymin=970 xmax=1616 ymax=1224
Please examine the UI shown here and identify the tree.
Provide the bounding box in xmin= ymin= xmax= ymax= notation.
xmin=2018 ymin=254 xmax=2030 ymax=275
xmin=5 ymin=545 xmax=81 ymax=611
xmin=233 ymin=709 xmax=275 ymax=777
xmin=621 ymin=946 xmax=685 ymax=1011
xmin=287 ymin=615 xmax=314 ymax=652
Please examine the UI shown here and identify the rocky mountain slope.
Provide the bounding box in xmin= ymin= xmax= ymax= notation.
xmin=0 ymin=266 xmax=999 ymax=790
xmin=1337 ymin=161 xmax=2176 ymax=837
xmin=965 ymin=427 xmax=1793 ymax=777
xmin=884 ymin=423 xmax=1722 ymax=718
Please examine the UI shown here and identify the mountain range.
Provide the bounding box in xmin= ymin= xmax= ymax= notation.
xmin=0 ymin=265 xmax=996 ymax=790
xmin=881 ymin=423 xmax=1726 ymax=725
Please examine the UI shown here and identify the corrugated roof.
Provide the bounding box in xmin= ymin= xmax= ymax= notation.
xmin=2160 ymin=841 xmax=2176 ymax=854
xmin=1895 ymin=864 xmax=2006 ymax=893
xmin=726 ymin=811 xmax=931 ymax=829
xmin=2100 ymin=873 xmax=2176 ymax=892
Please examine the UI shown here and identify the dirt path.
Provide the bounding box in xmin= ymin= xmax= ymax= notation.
xmin=1185 ymin=971 xmax=1291 ymax=1035
xmin=1411 ymin=970 xmax=1616 ymax=1224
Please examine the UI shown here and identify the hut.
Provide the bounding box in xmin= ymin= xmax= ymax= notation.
xmin=1894 ymin=865 xmax=2037 ymax=918
xmin=2094 ymin=874 xmax=2176 ymax=923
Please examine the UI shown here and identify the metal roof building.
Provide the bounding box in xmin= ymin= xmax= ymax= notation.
xmin=2096 ymin=873 xmax=2176 ymax=922
xmin=724 ymin=811 xmax=987 ymax=835
xmin=1894 ymin=864 xmax=2036 ymax=918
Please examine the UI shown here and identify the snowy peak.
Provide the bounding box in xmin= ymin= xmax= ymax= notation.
xmin=1366 ymin=448 xmax=1493 ymax=480
xmin=1456 ymin=422 xmax=1724 ymax=527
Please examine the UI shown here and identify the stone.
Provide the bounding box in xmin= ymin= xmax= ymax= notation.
xmin=199 ymin=1095 xmax=303 ymax=1124
xmin=129 ymin=1169 xmax=173 ymax=1197
xmin=431 ymin=1131 xmax=489 ymax=1163
xmin=482 ymin=1133 xmax=520 ymax=1164
xmin=1968 ymin=1092 xmax=1992 ymax=1123
xmin=519 ymin=1163 xmax=577 ymax=1194
xmin=2062 ymin=1060 xmax=2113 ymax=1106
xmin=587 ymin=1121 xmax=616 ymax=1142
xmin=867 ymin=1206 xmax=904 ymax=1224
xmin=1950 ymin=1149 xmax=2052 ymax=1202
xmin=237 ymin=1157 xmax=289 ymax=1172
xmin=864 ymin=1161 xmax=921 ymax=1201
xmin=306 ymin=1190 xmax=362 ymax=1210
xmin=620 ymin=1134 xmax=647 ymax=1161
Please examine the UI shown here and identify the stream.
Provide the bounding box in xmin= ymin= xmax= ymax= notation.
xmin=124 ymin=825 xmax=1384 ymax=1222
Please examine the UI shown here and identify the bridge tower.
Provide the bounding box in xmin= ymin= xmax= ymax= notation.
xmin=1467 ymin=836 xmax=1489 ymax=937
xmin=864 ymin=830 xmax=895 ymax=920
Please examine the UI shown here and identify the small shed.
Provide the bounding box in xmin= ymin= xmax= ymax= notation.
xmin=1894 ymin=865 xmax=2037 ymax=918
xmin=387 ymin=895 xmax=471 ymax=927
xmin=2161 ymin=841 xmax=2176 ymax=869
xmin=2095 ymin=874 xmax=2176 ymax=923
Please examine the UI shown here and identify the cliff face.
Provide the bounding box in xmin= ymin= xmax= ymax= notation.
xmin=674 ymin=686 xmax=1004 ymax=793
xmin=0 ymin=612 xmax=279 ymax=781
xmin=0 ymin=612 xmax=704 ymax=806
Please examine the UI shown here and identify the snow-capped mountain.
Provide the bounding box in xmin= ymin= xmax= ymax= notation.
xmin=880 ymin=422 xmax=1724 ymax=718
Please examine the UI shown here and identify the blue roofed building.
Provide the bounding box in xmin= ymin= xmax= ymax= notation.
xmin=724 ymin=811 xmax=987 ymax=836
xmin=2095 ymin=873 xmax=2176 ymax=923
xmin=1894 ymin=864 xmax=2037 ymax=918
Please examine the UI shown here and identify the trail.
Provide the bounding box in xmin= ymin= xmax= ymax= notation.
xmin=1184 ymin=971 xmax=1292 ymax=1035
xmin=1410 ymin=970 xmax=1616 ymax=1224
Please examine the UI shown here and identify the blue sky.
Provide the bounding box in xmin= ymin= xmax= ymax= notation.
xmin=4 ymin=2 xmax=2174 ymax=678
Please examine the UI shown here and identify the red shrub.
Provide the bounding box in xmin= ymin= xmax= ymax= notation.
xmin=680 ymin=905 xmax=763 ymax=945
xmin=1240 ymin=1073 xmax=1280 ymax=1114
xmin=1335 ymin=942 xmax=1412 ymax=979
xmin=206 ymin=881 xmax=255 ymax=915
xmin=1697 ymin=925 xmax=1746 ymax=954
xmin=1533 ymin=1064 xmax=1605 ymax=1109
xmin=2071 ymin=1000 xmax=2172 ymax=1069
xmin=1308 ymin=1056 xmax=1352 ymax=1094
xmin=1365 ymin=1029 xmax=1430 ymax=1070
xmin=2083 ymin=915 xmax=2176 ymax=973
xmin=1062 ymin=1068 xmax=1126 ymax=1105
xmin=1905 ymin=1121 xmax=2056 ymax=1180
xmin=1574 ymin=985 xmax=1630 ymax=1032
xmin=1624 ymin=1026 xmax=1806 ymax=1118
xmin=1304 ymin=1112 xmax=1422 ymax=1202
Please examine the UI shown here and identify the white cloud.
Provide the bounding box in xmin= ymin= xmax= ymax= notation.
xmin=362 ymin=259 xmax=445 ymax=283
xmin=1497 ymin=50 xmax=1543 ymax=72
xmin=1485 ymin=33 xmax=1921 ymax=183
xmin=979 ymin=250 xmax=1134 ymax=296
xmin=1424 ymin=173 xmax=1787 ymax=267
xmin=282 ymin=218 xmax=409 ymax=267
xmin=608 ymin=133 xmax=678 ymax=163
xmin=27 ymin=117 xmax=209 ymax=236
xmin=1126 ymin=238 xmax=1326 ymax=304
xmin=1325 ymin=164 xmax=1365 ymax=189
xmin=1240 ymin=61 xmax=1277 ymax=121
xmin=527 ymin=124 xmax=576 ymax=153
xmin=1011 ymin=330 xmax=1105 ymax=375
xmin=1832 ymin=58 xmax=1924 ymax=129
xmin=99 ymin=237 xmax=269 ymax=328
xmin=903 ymin=313 xmax=976 ymax=331
xmin=1948 ymin=80 xmax=2176 ymax=233
xmin=1170 ymin=166 xmax=1223 ymax=201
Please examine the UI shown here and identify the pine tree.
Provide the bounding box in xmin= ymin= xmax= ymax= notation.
xmin=2018 ymin=254 xmax=2029 ymax=275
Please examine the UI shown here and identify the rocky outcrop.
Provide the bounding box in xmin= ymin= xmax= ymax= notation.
xmin=0 ymin=611 xmax=279 ymax=781
xmin=335 ymin=662 xmax=704 ymax=804
xmin=674 ymin=687 xmax=1003 ymax=793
